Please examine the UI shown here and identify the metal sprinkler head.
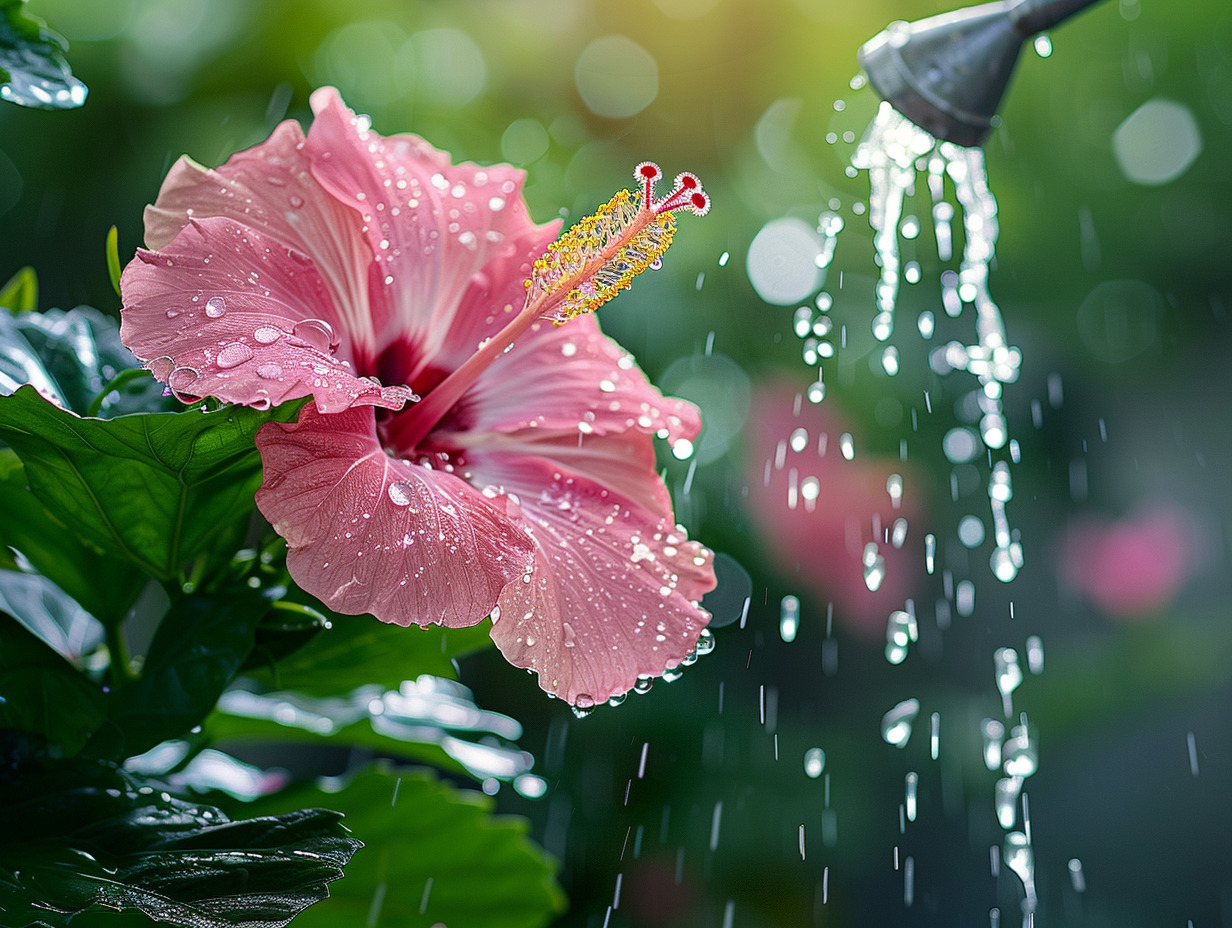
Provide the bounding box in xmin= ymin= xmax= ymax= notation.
xmin=857 ymin=0 xmax=1110 ymax=147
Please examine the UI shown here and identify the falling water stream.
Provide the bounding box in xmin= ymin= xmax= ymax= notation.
xmin=787 ymin=97 xmax=1047 ymax=925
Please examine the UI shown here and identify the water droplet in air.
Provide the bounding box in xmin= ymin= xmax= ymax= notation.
xmin=803 ymin=747 xmax=826 ymax=778
xmin=862 ymin=543 xmax=885 ymax=592
xmin=881 ymin=345 xmax=900 ymax=376
xmin=884 ymin=609 xmax=918 ymax=664
xmin=995 ymin=776 xmax=1023 ymax=828
xmin=779 ymin=595 xmax=800 ymax=642
xmin=881 ymin=698 xmax=920 ymax=748
xmin=1002 ymin=722 xmax=1037 ymax=777
xmin=839 ymin=432 xmax=855 ymax=460
xmin=994 ymin=648 xmax=1023 ymax=712
xmin=981 ymin=718 xmax=1005 ymax=770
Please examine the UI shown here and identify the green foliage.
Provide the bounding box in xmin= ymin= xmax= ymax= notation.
xmin=0 ymin=302 xmax=558 ymax=928
xmin=0 ymin=266 xmax=36 ymax=313
xmin=85 ymin=588 xmax=269 ymax=761
xmin=0 ymin=0 xmax=86 ymax=109
xmin=247 ymin=610 xmax=494 ymax=696
xmin=0 ymin=612 xmax=106 ymax=756
xmin=0 ymin=742 xmax=360 ymax=928
xmin=0 ymin=450 xmax=147 ymax=625
xmin=248 ymin=765 xmax=566 ymax=928
xmin=0 ymin=386 xmax=298 ymax=581
xmin=0 ymin=304 xmax=171 ymax=418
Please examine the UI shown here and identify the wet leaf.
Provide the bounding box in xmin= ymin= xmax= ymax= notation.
xmin=0 ymin=449 xmax=147 ymax=626
xmin=0 ymin=0 xmax=87 ymax=109
xmin=0 ymin=265 xmax=36 ymax=312
xmin=208 ymin=673 xmax=532 ymax=783
xmin=245 ymin=610 xmax=494 ymax=696
xmin=247 ymin=764 xmax=565 ymax=928
xmin=0 ymin=386 xmax=299 ymax=581
xmin=0 ymin=611 xmax=106 ymax=756
xmin=0 ymin=305 xmax=173 ymax=418
xmin=86 ymin=588 xmax=268 ymax=761
xmin=0 ymin=748 xmax=360 ymax=928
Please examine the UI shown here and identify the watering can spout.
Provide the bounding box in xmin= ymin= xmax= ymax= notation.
xmin=857 ymin=0 xmax=1109 ymax=147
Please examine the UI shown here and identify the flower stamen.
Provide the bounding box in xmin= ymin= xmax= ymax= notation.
xmin=389 ymin=164 xmax=707 ymax=450
xmin=524 ymin=162 xmax=710 ymax=323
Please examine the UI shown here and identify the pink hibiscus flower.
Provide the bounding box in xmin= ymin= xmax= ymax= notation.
xmin=119 ymin=87 xmax=715 ymax=706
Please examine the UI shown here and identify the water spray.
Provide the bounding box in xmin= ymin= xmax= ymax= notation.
xmin=858 ymin=0 xmax=1111 ymax=147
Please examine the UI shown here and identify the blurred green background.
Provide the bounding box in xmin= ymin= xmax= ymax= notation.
xmin=3 ymin=0 xmax=1231 ymax=925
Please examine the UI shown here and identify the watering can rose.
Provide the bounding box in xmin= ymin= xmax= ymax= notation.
xmin=119 ymin=87 xmax=715 ymax=706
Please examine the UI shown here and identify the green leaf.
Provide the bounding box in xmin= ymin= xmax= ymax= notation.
xmin=88 ymin=589 xmax=267 ymax=760
xmin=0 ymin=265 xmax=36 ymax=312
xmin=248 ymin=765 xmax=565 ymax=928
xmin=106 ymin=226 xmax=122 ymax=297
xmin=0 ymin=450 xmax=147 ymax=626
xmin=0 ymin=562 xmax=104 ymax=666
xmin=1 ymin=304 xmax=174 ymax=418
xmin=0 ymin=748 xmax=360 ymax=928
xmin=0 ymin=612 xmax=106 ymax=756
xmin=0 ymin=0 xmax=87 ymax=109
xmin=0 ymin=386 xmax=299 ymax=581
xmin=245 ymin=610 xmax=494 ymax=697
xmin=208 ymin=671 xmax=533 ymax=783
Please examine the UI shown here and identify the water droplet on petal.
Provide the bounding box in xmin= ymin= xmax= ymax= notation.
xmin=205 ymin=296 xmax=227 ymax=318
xmin=216 ymin=342 xmax=254 ymax=369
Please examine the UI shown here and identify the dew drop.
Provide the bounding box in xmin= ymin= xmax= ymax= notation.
xmin=205 ymin=296 xmax=227 ymax=318
xmin=216 ymin=342 xmax=254 ymax=369
xmin=387 ymin=481 xmax=413 ymax=507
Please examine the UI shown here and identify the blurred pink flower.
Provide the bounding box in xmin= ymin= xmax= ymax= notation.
xmin=744 ymin=381 xmax=922 ymax=639
xmin=119 ymin=87 xmax=714 ymax=705
xmin=1058 ymin=504 xmax=1198 ymax=618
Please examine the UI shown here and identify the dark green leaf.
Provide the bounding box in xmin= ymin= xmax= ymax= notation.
xmin=248 ymin=765 xmax=564 ymax=928
xmin=0 ymin=749 xmax=360 ymax=928
xmin=88 ymin=589 xmax=267 ymax=760
xmin=0 ymin=386 xmax=299 ymax=580
xmin=106 ymin=226 xmax=122 ymax=298
xmin=0 ymin=449 xmax=147 ymax=626
xmin=0 ymin=612 xmax=106 ymax=756
xmin=0 ymin=0 xmax=87 ymax=109
xmin=0 ymin=305 xmax=173 ymax=418
xmin=0 ymin=265 xmax=36 ymax=312
xmin=245 ymin=611 xmax=494 ymax=697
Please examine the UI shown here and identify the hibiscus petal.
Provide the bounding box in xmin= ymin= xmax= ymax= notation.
xmin=120 ymin=217 xmax=413 ymax=412
xmin=469 ymin=440 xmax=714 ymax=705
xmin=303 ymin=87 xmax=558 ymax=382
xmin=452 ymin=314 xmax=702 ymax=443
xmin=254 ymin=404 xmax=535 ymax=625
xmin=140 ymin=120 xmax=379 ymax=367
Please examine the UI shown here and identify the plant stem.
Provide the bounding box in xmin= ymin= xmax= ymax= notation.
xmin=106 ymin=622 xmax=135 ymax=685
